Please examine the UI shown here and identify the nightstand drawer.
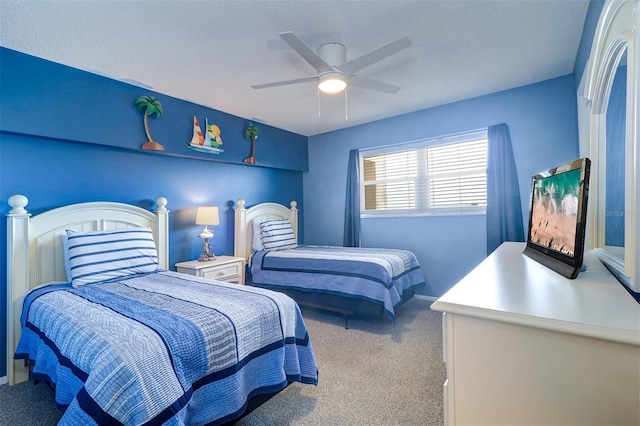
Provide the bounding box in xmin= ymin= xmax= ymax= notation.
xmin=175 ymin=256 xmax=246 ymax=285
xmin=201 ymin=263 xmax=241 ymax=282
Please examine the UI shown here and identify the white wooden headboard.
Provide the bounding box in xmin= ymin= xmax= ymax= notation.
xmin=6 ymin=194 xmax=169 ymax=385
xmin=233 ymin=199 xmax=298 ymax=264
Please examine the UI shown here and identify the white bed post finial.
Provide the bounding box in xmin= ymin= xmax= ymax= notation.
xmin=8 ymin=195 xmax=28 ymax=215
xmin=7 ymin=195 xmax=31 ymax=385
xmin=156 ymin=197 xmax=168 ymax=212
xmin=155 ymin=197 xmax=169 ymax=269
xmin=234 ymin=199 xmax=247 ymax=260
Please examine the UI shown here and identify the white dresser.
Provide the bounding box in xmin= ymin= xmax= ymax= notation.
xmin=431 ymin=242 xmax=640 ymax=425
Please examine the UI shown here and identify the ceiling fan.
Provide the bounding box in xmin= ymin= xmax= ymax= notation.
xmin=252 ymin=32 xmax=412 ymax=95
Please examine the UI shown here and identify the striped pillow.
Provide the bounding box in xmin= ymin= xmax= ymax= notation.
xmin=61 ymin=233 xmax=72 ymax=282
xmin=65 ymin=227 xmax=159 ymax=287
xmin=260 ymin=219 xmax=298 ymax=251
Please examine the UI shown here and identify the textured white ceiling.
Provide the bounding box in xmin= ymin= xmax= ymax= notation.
xmin=1 ymin=1 xmax=590 ymax=136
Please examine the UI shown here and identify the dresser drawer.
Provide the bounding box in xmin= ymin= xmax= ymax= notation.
xmin=201 ymin=263 xmax=241 ymax=282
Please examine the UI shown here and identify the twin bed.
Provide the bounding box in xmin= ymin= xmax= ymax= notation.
xmin=234 ymin=199 xmax=425 ymax=326
xmin=6 ymin=195 xmax=317 ymax=425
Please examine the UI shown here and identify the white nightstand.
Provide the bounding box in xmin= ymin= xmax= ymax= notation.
xmin=175 ymin=256 xmax=245 ymax=284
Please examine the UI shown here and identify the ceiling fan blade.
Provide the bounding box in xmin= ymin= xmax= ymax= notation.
xmin=279 ymin=31 xmax=333 ymax=74
xmin=251 ymin=75 xmax=319 ymax=90
xmin=337 ymin=37 xmax=412 ymax=76
xmin=348 ymin=75 xmax=401 ymax=94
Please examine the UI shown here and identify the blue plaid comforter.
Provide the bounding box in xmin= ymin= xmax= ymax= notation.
xmin=251 ymin=245 xmax=425 ymax=321
xmin=15 ymin=271 xmax=318 ymax=425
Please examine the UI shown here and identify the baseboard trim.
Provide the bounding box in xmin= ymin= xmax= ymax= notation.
xmin=0 ymin=376 xmax=7 ymax=386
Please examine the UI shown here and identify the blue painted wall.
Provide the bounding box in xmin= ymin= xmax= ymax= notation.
xmin=0 ymin=49 xmax=306 ymax=378
xmin=1 ymin=48 xmax=309 ymax=171
xmin=305 ymin=75 xmax=580 ymax=297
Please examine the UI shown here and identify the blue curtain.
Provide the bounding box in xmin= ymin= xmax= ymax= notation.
xmin=344 ymin=149 xmax=361 ymax=247
xmin=486 ymin=123 xmax=524 ymax=254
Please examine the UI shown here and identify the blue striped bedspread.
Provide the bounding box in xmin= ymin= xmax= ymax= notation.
xmin=15 ymin=271 xmax=318 ymax=425
xmin=251 ymin=245 xmax=425 ymax=321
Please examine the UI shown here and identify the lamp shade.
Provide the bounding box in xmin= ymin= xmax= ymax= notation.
xmin=195 ymin=206 xmax=220 ymax=226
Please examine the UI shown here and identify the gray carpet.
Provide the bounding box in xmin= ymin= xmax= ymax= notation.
xmin=0 ymin=298 xmax=445 ymax=425
xmin=0 ymin=379 xmax=64 ymax=425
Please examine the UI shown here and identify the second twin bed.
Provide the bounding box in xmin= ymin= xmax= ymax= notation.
xmin=234 ymin=199 xmax=426 ymax=325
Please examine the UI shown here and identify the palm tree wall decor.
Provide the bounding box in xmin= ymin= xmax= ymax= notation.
xmin=243 ymin=122 xmax=259 ymax=164
xmin=135 ymin=95 xmax=165 ymax=150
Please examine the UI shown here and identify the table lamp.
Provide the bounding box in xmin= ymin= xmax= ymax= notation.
xmin=195 ymin=206 xmax=219 ymax=261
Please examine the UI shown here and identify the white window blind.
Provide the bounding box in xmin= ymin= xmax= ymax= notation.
xmin=361 ymin=131 xmax=487 ymax=216
xmin=362 ymin=150 xmax=418 ymax=210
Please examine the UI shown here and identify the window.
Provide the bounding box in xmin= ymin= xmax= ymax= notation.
xmin=360 ymin=131 xmax=488 ymax=216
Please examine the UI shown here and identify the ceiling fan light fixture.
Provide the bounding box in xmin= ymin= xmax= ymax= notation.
xmin=318 ymin=72 xmax=347 ymax=94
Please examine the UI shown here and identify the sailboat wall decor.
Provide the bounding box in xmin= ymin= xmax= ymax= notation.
xmin=188 ymin=116 xmax=224 ymax=155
